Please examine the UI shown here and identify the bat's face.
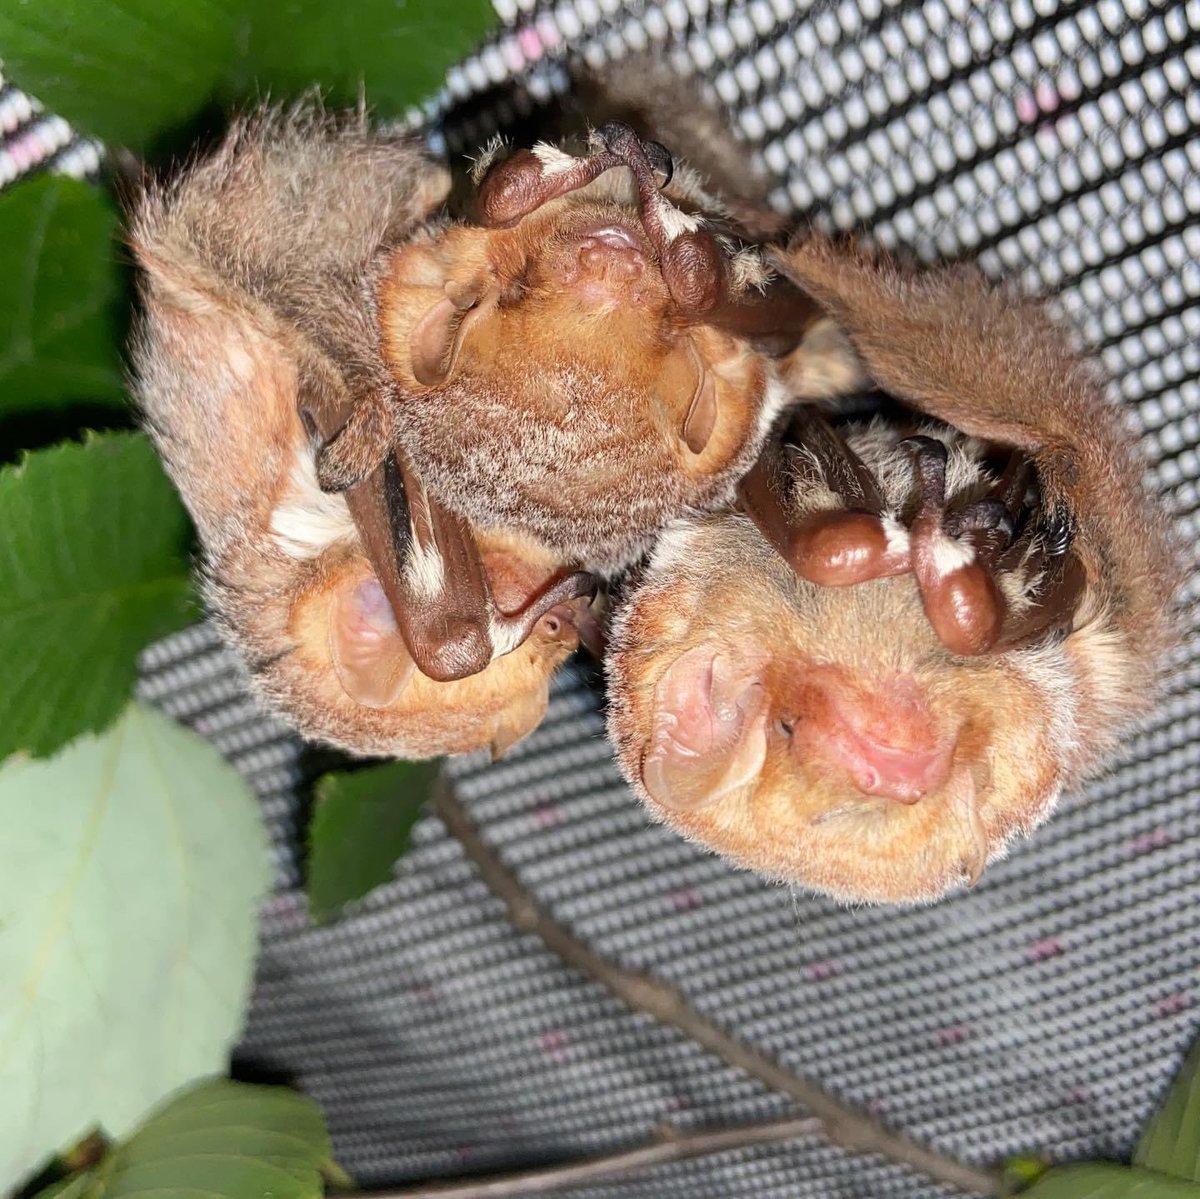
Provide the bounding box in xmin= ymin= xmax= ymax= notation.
xmin=271 ymin=537 xmax=588 ymax=759
xmin=377 ymin=192 xmax=774 ymax=569
xmin=605 ymin=517 xmax=1081 ymax=903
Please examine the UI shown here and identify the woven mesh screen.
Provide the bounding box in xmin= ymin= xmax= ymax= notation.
xmin=8 ymin=0 xmax=1200 ymax=1194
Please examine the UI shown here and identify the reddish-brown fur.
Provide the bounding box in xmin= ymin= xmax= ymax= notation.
xmin=376 ymin=181 xmax=776 ymax=573
xmin=130 ymin=106 xmax=585 ymax=759
xmin=607 ymin=242 xmax=1181 ymax=903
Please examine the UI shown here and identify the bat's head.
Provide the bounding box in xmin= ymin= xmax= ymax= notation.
xmin=262 ymin=532 xmax=593 ymax=760
xmin=375 ymin=143 xmax=788 ymax=570
xmin=606 ymin=424 xmax=1128 ymax=904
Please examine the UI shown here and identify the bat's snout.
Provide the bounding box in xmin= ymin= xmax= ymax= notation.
xmin=788 ymin=672 xmax=955 ymax=804
xmin=567 ymin=223 xmax=647 ymax=297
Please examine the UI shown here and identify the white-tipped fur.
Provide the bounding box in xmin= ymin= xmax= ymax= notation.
xmin=881 ymin=513 xmax=910 ymax=558
xmin=928 ymin=531 xmax=977 ymax=575
xmin=532 ymin=142 xmax=581 ymax=176
xmin=655 ymin=200 xmax=703 ymax=240
xmin=270 ymin=447 xmax=358 ymax=558
xmin=403 ymin=533 xmax=446 ymax=600
xmin=470 ymin=134 xmax=508 ymax=184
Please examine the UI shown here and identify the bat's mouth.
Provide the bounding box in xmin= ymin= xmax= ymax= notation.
xmin=575 ymin=222 xmax=645 ymax=252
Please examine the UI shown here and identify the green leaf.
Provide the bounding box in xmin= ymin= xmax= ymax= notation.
xmin=237 ymin=0 xmax=496 ymax=117
xmin=1021 ymin=1164 xmax=1200 ymax=1198
xmin=0 ymin=177 xmax=127 ymax=418
xmin=106 ymin=1079 xmax=330 ymax=1199
xmin=27 ymin=1081 xmax=331 ymax=1199
xmin=0 ymin=1 xmax=243 ymax=154
xmin=1136 ymin=1037 xmax=1200 ymax=1181
xmin=0 ymin=431 xmax=195 ymax=761
xmin=307 ymin=760 xmax=439 ymax=922
xmin=0 ymin=0 xmax=497 ymax=154
xmin=29 ymin=1171 xmax=97 ymax=1199
xmin=0 ymin=704 xmax=271 ymax=1190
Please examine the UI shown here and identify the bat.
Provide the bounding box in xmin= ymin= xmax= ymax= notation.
xmin=131 ymin=65 xmax=825 ymax=758
xmin=319 ymin=112 xmax=821 ymax=575
xmin=606 ymin=236 xmax=1181 ymax=903
xmin=130 ymin=105 xmax=597 ymax=759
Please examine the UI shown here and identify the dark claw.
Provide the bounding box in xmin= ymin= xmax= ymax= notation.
xmin=643 ymin=140 xmax=674 ymax=188
xmin=901 ymin=436 xmax=949 ymax=517
xmin=944 ymin=498 xmax=1016 ymax=541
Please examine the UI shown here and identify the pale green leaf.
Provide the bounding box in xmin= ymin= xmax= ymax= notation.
xmin=1136 ymin=1038 xmax=1200 ymax=1181
xmin=0 ymin=177 xmax=127 ymax=417
xmin=0 ymin=432 xmax=195 ymax=761
xmin=307 ymin=760 xmax=438 ymax=923
xmin=1022 ymin=1164 xmax=1200 ymax=1198
xmin=0 ymin=704 xmax=271 ymax=1190
xmin=0 ymin=0 xmax=497 ymax=154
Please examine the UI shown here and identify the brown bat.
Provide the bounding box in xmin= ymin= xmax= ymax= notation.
xmin=606 ymin=236 xmax=1181 ymax=904
xmin=130 ymin=105 xmax=596 ymax=759
xmin=319 ymin=115 xmax=821 ymax=574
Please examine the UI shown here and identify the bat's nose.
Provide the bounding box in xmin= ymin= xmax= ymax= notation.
xmin=792 ymin=673 xmax=955 ymax=803
xmin=575 ymin=225 xmax=645 ymax=282
xmin=829 ymin=732 xmax=954 ymax=803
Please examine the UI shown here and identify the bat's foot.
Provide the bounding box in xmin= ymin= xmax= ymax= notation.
xmin=491 ymin=570 xmax=600 ymax=657
xmin=902 ymin=436 xmax=1006 ymax=656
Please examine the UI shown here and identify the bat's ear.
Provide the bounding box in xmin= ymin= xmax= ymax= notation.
xmin=328 ymin=575 xmax=415 ymax=708
xmin=672 ymin=332 xmax=768 ymax=471
xmin=639 ymin=644 xmax=770 ymax=811
xmin=408 ymin=278 xmax=500 ymax=387
xmin=377 ymin=235 xmax=500 ymax=390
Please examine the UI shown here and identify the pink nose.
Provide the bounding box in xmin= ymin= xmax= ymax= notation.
xmin=796 ymin=675 xmax=955 ymax=803
xmin=576 ymin=225 xmax=645 ymax=281
xmin=827 ymin=732 xmax=953 ymax=803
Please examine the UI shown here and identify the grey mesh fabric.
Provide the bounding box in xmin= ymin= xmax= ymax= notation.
xmin=8 ymin=0 xmax=1199 ymax=1194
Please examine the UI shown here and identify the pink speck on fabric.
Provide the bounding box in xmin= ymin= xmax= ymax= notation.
xmin=533 ymin=802 xmax=563 ymax=829
xmin=7 ymin=131 xmax=41 ymax=172
xmin=1027 ymin=936 xmax=1063 ymax=962
xmin=937 ymin=1024 xmax=973 ymax=1046
xmin=807 ymin=960 xmax=839 ymax=981
xmin=539 ymin=1030 xmax=570 ymax=1061
xmin=671 ymin=887 xmax=701 ymax=911
xmin=1129 ymin=826 xmax=1173 ymax=854
xmin=1155 ymin=993 xmax=1192 ymax=1018
xmin=518 ymin=25 xmax=548 ymax=62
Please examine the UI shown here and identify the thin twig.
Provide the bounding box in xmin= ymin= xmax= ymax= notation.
xmin=365 ymin=1115 xmax=822 ymax=1198
xmin=433 ymin=783 xmax=1001 ymax=1197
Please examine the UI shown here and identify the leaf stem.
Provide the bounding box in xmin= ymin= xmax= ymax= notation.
xmin=358 ymin=1115 xmax=823 ymax=1198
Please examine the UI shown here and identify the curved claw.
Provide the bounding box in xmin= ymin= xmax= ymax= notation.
xmin=493 ymin=570 xmax=600 ymax=650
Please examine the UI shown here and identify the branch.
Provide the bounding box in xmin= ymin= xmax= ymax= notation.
xmin=366 ymin=1115 xmax=822 ymax=1198
xmin=433 ymin=782 xmax=1001 ymax=1197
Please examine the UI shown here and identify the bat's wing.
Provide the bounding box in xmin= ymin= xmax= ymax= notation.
xmin=304 ymin=388 xmax=595 ymax=682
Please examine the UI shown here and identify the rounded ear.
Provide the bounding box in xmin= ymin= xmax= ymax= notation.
xmin=681 ymin=367 xmax=718 ymax=455
xmin=640 ymin=644 xmax=769 ymax=810
xmin=672 ymin=333 xmax=766 ymax=473
xmin=409 ymin=281 xmax=499 ymax=387
xmin=328 ymin=576 xmax=415 ymax=708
